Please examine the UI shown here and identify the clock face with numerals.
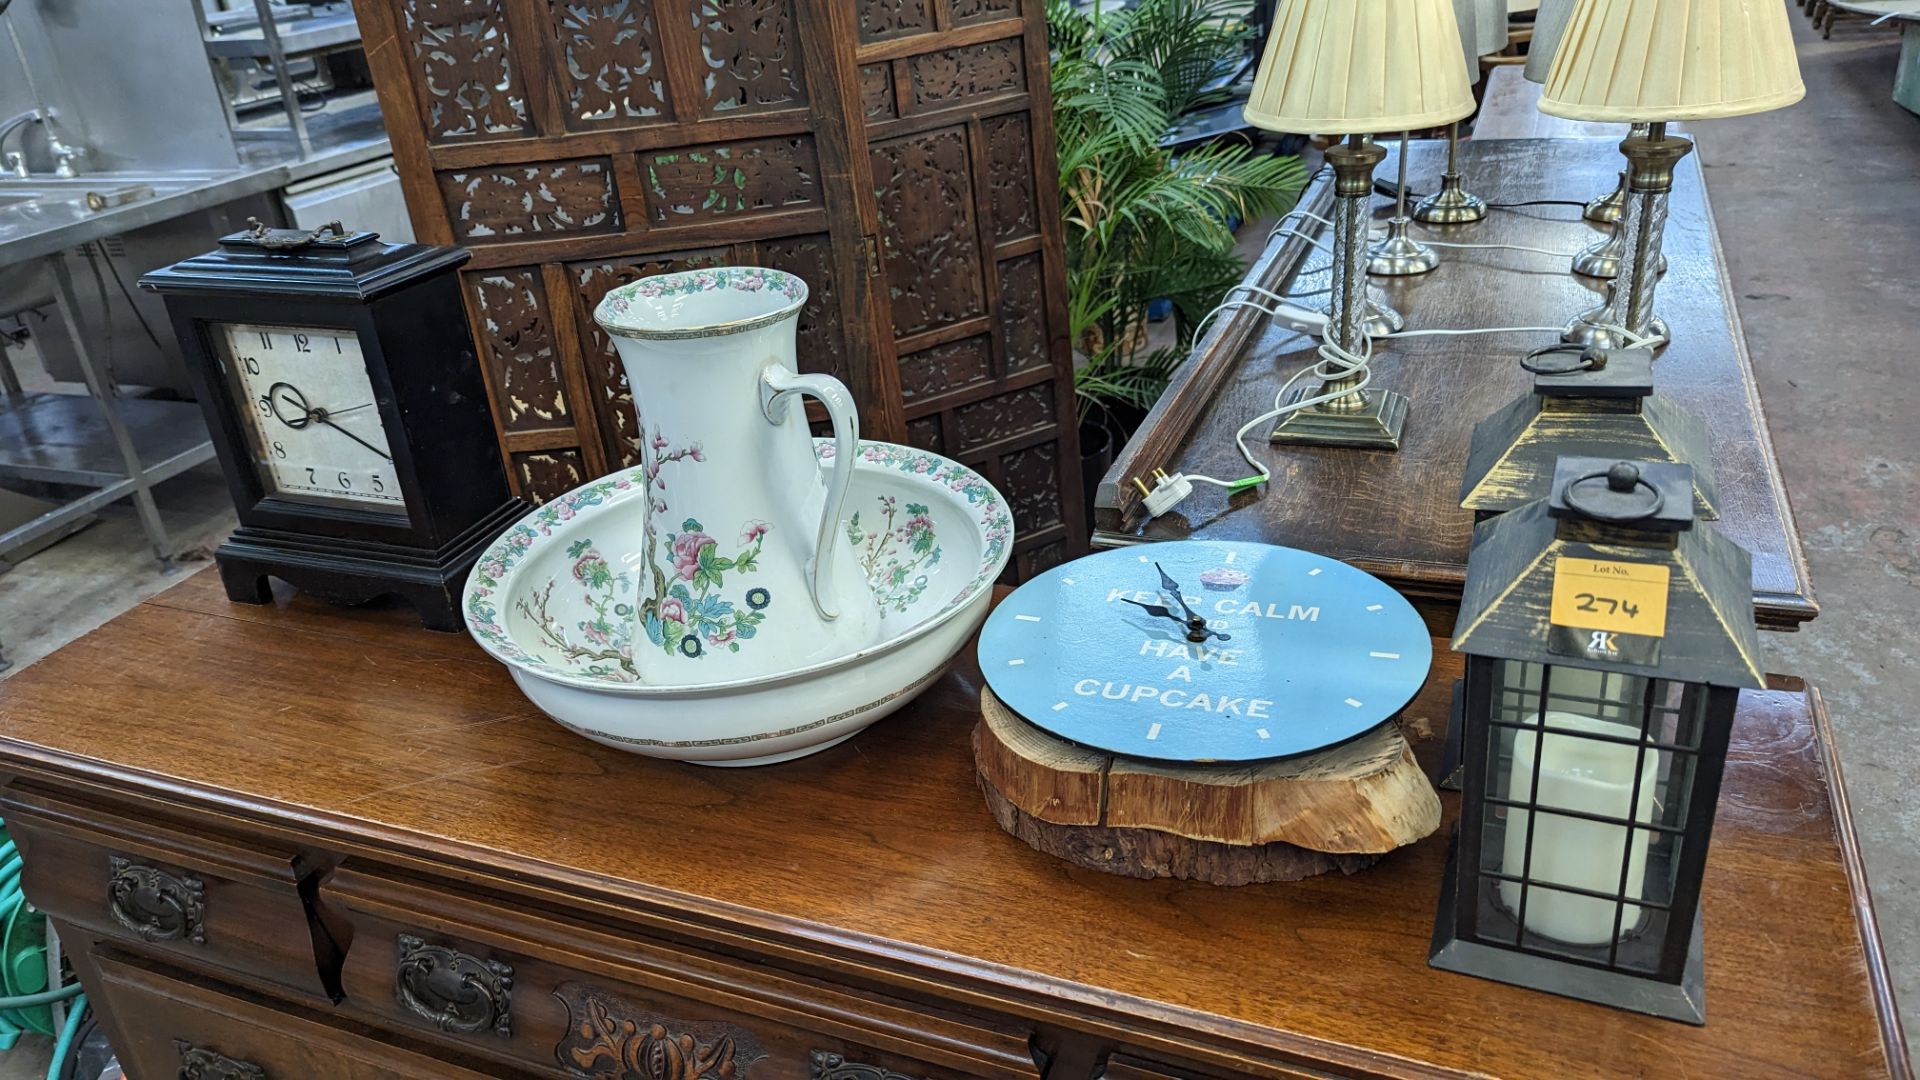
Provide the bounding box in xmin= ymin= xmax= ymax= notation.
xmin=215 ymin=322 xmax=405 ymax=511
xmin=978 ymin=541 xmax=1432 ymax=762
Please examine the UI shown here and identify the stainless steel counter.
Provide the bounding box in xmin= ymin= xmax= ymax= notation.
xmin=0 ymin=103 xmax=390 ymax=268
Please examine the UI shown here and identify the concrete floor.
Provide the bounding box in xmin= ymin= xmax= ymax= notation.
xmin=1694 ymin=12 xmax=1920 ymax=1060
xmin=0 ymin=10 xmax=1914 ymax=1075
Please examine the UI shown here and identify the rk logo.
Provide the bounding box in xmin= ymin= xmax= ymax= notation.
xmin=1588 ymin=630 xmax=1618 ymax=653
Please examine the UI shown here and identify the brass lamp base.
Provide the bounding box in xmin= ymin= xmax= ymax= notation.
xmin=1367 ymin=218 xmax=1439 ymax=276
xmin=1414 ymin=173 xmax=1488 ymax=224
xmin=1270 ymin=387 xmax=1409 ymax=450
xmin=1564 ymin=307 xmax=1670 ymax=350
xmin=1585 ymin=171 xmax=1628 ymax=224
xmin=1329 ymin=296 xmax=1405 ymax=338
xmin=1573 ymin=231 xmax=1668 ymax=280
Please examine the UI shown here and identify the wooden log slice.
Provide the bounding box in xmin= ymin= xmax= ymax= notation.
xmin=974 ymin=689 xmax=1441 ymax=886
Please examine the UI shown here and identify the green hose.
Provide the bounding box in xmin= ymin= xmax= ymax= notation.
xmin=0 ymin=818 xmax=83 ymax=1077
xmin=46 ymin=992 xmax=84 ymax=1080
xmin=0 ymin=984 xmax=80 ymax=1009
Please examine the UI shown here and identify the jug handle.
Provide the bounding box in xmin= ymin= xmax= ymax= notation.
xmin=759 ymin=364 xmax=859 ymax=621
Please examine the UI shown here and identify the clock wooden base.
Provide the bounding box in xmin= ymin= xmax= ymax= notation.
xmin=216 ymin=498 xmax=528 ymax=632
xmin=974 ymin=689 xmax=1441 ymax=885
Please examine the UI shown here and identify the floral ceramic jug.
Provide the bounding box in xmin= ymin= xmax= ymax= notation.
xmin=593 ymin=268 xmax=881 ymax=685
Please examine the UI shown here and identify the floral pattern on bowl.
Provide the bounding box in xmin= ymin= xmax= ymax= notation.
xmin=847 ymin=495 xmax=940 ymax=615
xmin=465 ymin=440 xmax=1012 ymax=694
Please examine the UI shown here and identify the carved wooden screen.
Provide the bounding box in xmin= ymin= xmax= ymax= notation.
xmin=353 ymin=0 xmax=1083 ymax=577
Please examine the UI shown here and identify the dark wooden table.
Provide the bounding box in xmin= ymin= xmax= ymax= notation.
xmin=1094 ymin=137 xmax=1816 ymax=633
xmin=0 ymin=572 xmax=1903 ymax=1078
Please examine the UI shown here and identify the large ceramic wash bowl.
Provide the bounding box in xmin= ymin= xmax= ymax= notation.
xmin=465 ymin=440 xmax=1012 ymax=765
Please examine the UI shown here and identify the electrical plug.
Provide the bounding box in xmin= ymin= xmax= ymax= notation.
xmin=1132 ymin=468 xmax=1266 ymax=518
xmin=1133 ymin=469 xmax=1194 ymax=518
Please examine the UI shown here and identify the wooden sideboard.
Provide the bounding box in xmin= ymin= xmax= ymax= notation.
xmin=1093 ymin=138 xmax=1816 ymax=634
xmin=0 ymin=572 xmax=1905 ymax=1079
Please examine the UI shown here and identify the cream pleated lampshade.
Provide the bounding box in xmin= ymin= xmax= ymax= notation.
xmin=1245 ymin=0 xmax=1478 ymax=133
xmin=1539 ymin=0 xmax=1806 ymax=120
xmin=1523 ymin=0 xmax=1576 ymax=84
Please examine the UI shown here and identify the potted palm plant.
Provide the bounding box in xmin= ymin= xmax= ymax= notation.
xmin=1049 ymin=0 xmax=1304 ymax=503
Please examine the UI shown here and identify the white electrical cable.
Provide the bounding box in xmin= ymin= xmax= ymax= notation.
xmin=1170 ymin=297 xmax=1662 ymax=494
xmin=1419 ymin=239 xmax=1585 ymax=259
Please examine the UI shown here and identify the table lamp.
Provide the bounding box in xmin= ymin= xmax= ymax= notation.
xmin=1527 ymin=0 xmax=1644 ymax=277
xmin=1413 ymin=0 xmax=1506 ymax=225
xmin=1541 ymin=0 xmax=1804 ymax=349
xmin=1246 ymin=0 xmax=1476 ymax=449
xmin=1526 ymin=0 xmax=1631 ymax=225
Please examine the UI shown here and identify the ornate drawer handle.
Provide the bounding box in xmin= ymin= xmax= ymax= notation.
xmin=810 ymin=1051 xmax=922 ymax=1080
xmin=108 ymin=856 xmax=207 ymax=946
xmin=176 ymin=1040 xmax=267 ymax=1079
xmin=395 ymin=933 xmax=513 ymax=1038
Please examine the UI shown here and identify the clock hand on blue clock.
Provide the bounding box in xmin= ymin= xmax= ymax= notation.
xmin=266 ymin=381 xmax=393 ymax=463
xmin=1153 ymin=562 xmax=1231 ymax=643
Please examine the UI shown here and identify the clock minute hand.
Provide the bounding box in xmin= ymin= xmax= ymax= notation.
xmin=1153 ymin=561 xmax=1231 ymax=643
xmin=312 ymin=411 xmax=394 ymax=463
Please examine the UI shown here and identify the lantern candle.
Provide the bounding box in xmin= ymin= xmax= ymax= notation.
xmin=1500 ymin=711 xmax=1659 ymax=946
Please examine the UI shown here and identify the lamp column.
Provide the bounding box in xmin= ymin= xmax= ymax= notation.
xmin=1273 ymin=135 xmax=1409 ymax=449
xmin=1414 ymin=122 xmax=1488 ymax=224
xmin=1566 ymin=124 xmax=1690 ymax=350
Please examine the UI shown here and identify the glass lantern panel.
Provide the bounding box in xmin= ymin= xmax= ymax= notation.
xmin=1478 ymin=660 xmax=1680 ymax=962
xmin=1495 ymin=661 xmax=1647 ymax=727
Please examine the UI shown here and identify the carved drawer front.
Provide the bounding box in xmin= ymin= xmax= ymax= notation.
xmin=84 ymin=947 xmax=522 ymax=1079
xmin=325 ymin=867 xmax=1040 ymax=1079
xmin=0 ymin=790 xmax=341 ymax=1000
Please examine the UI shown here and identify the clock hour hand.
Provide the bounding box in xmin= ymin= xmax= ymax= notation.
xmin=1152 ymin=562 xmax=1230 ymax=643
xmin=1118 ymin=596 xmax=1186 ymax=626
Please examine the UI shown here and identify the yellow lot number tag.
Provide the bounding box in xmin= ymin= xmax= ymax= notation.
xmin=1549 ymin=557 xmax=1671 ymax=639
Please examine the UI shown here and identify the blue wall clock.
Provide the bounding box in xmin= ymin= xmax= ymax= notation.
xmin=978 ymin=541 xmax=1433 ymax=763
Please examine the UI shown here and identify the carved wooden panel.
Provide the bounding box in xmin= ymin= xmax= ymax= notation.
xmin=553 ymin=981 xmax=768 ymax=1079
xmin=360 ymin=0 xmax=1082 ymax=574
xmin=871 ymin=127 xmax=984 ymax=339
xmin=952 ymin=384 xmax=1053 ymax=454
xmin=698 ymin=0 xmax=808 ymax=116
xmin=1001 ymin=442 xmax=1063 ymax=532
xmin=997 ymin=254 xmax=1048 ymax=374
xmin=951 ymin=0 xmax=1018 ymax=25
xmin=906 ymin=415 xmax=943 ymax=454
xmin=513 ymin=449 xmax=586 ymax=503
xmin=640 ymin=136 xmax=821 ymax=225
xmin=400 ymin=0 xmax=532 ymax=141
xmin=438 ymin=159 xmax=621 ymax=241
xmin=898 ymin=336 xmax=991 ymax=404
xmin=548 ymin=0 xmax=672 ymax=129
xmin=468 ymin=270 xmax=570 ymax=433
xmin=983 ymin=114 xmax=1037 ymax=242
xmin=857 ymin=0 xmax=934 ymax=42
xmin=858 ymin=65 xmax=896 ymax=122
xmin=906 ymin=40 xmax=1024 ymax=111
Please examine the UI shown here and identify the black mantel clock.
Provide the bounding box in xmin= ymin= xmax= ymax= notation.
xmin=141 ymin=220 xmax=528 ymax=631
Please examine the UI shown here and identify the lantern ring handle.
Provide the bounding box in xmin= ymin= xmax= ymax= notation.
xmin=1563 ymin=465 xmax=1665 ymax=522
xmin=1520 ymin=343 xmax=1603 ymax=376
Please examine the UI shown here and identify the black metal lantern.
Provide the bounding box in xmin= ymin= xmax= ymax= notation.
xmin=1430 ymin=456 xmax=1764 ymax=1024
xmin=1459 ymin=347 xmax=1718 ymax=522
